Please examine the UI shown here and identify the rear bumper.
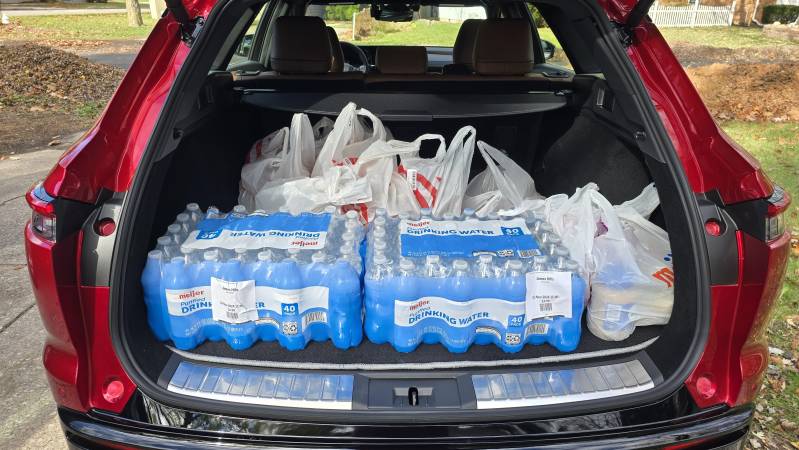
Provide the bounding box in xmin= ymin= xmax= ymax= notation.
xmin=60 ymin=403 xmax=752 ymax=449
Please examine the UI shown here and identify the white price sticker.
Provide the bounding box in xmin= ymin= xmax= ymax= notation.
xmin=525 ymin=271 xmax=573 ymax=320
xmin=210 ymin=277 xmax=257 ymax=324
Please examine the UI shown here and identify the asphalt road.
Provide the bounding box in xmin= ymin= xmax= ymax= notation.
xmin=0 ymin=138 xmax=82 ymax=450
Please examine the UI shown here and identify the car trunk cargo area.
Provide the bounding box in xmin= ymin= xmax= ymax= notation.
xmin=115 ymin=74 xmax=700 ymax=419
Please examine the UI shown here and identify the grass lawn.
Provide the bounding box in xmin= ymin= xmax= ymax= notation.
xmin=721 ymin=121 xmax=799 ymax=439
xmin=660 ymin=26 xmax=799 ymax=48
xmin=4 ymin=13 xmax=156 ymax=40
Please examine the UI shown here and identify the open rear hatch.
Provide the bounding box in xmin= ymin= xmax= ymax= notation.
xmin=109 ymin=0 xmax=708 ymax=424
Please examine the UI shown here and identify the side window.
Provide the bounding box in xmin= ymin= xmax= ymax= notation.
xmin=228 ymin=5 xmax=268 ymax=68
xmin=528 ymin=4 xmax=572 ymax=70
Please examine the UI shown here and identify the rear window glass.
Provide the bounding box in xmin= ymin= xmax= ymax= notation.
xmin=306 ymin=3 xmax=487 ymax=47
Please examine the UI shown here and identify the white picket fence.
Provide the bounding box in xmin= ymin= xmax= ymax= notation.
xmin=649 ymin=0 xmax=737 ymax=27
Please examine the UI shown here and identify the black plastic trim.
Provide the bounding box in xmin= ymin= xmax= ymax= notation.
xmin=239 ymin=90 xmax=569 ymax=119
xmin=80 ymin=191 xmax=126 ymax=286
xmin=60 ymin=402 xmax=751 ymax=449
xmin=695 ymin=193 xmax=740 ymax=285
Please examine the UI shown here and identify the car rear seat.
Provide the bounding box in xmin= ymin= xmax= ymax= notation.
xmin=232 ymin=16 xmax=363 ymax=90
xmin=365 ymin=19 xmax=570 ymax=92
xmin=442 ymin=18 xmax=482 ymax=75
xmin=327 ymin=26 xmax=345 ymax=73
xmin=375 ymin=46 xmax=431 ymax=76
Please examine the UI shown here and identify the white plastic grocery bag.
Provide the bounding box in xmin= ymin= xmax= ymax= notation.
xmin=587 ymin=188 xmax=673 ymax=341
xmin=546 ymin=183 xmax=601 ymax=276
xmin=312 ymin=116 xmax=335 ymax=154
xmin=348 ymin=135 xmax=439 ymax=220
xmin=616 ymin=182 xmax=660 ymax=219
xmin=431 ymin=126 xmax=477 ymax=217
xmin=397 ymin=134 xmax=447 ymax=209
xmin=463 ymin=140 xmax=543 ymax=216
xmin=253 ymin=166 xmax=372 ymax=215
xmin=239 ymin=114 xmax=328 ymax=210
xmin=311 ymin=103 xmax=387 ymax=177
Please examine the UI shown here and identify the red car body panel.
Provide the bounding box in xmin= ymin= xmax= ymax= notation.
xmin=24 ymin=0 xmax=789 ymax=418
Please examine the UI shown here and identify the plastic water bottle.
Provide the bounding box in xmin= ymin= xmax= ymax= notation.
xmin=328 ymin=256 xmax=363 ymax=349
xmin=185 ymin=203 xmax=202 ymax=226
xmin=371 ymin=227 xmax=388 ymax=247
xmin=344 ymin=218 xmax=363 ymax=243
xmin=420 ymin=208 xmax=432 ymax=219
xmin=474 ymin=254 xmax=498 ymax=278
xmin=368 ymin=253 xmax=393 ymax=280
xmin=287 ymin=247 xmax=306 ymax=265
xmin=141 ymin=250 xmax=169 ymax=341
xmin=449 ymin=259 xmax=471 ymax=301
xmin=271 ymin=258 xmax=306 ymax=350
xmin=205 ymin=206 xmax=221 ymax=219
xmin=234 ymin=247 xmax=254 ymax=278
xmin=462 ymin=208 xmax=476 ymax=220
xmin=367 ymin=258 xmax=415 ymax=346
xmin=504 ymin=259 xmax=526 ymax=351
xmin=531 ymin=255 xmax=550 ymax=272
xmin=215 ymin=258 xmax=256 ymax=350
xmin=162 ymin=257 xmax=199 ymax=350
xmin=180 ymin=245 xmax=198 ymax=265
xmin=372 ymin=240 xmax=388 ymax=262
xmin=189 ymin=250 xmax=220 ymax=341
xmin=157 ymin=235 xmax=179 ymax=259
xmin=232 ymin=204 xmax=247 ymax=216
xmin=307 ymin=251 xmax=329 ymax=285
xmin=424 ymin=255 xmax=447 ymax=278
xmin=339 ymin=244 xmax=361 ymax=272
xmin=167 ymin=223 xmax=185 ymax=246
xmin=251 ymin=250 xmax=277 ymax=341
xmin=176 ymin=213 xmax=192 ymax=235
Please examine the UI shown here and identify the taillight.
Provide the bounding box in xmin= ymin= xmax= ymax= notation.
xmin=765 ymin=186 xmax=789 ymax=242
xmin=26 ymin=182 xmax=57 ymax=242
xmin=687 ymin=185 xmax=791 ymax=409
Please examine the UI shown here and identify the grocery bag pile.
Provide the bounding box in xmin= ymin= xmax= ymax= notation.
xmin=142 ymin=102 xmax=674 ymax=354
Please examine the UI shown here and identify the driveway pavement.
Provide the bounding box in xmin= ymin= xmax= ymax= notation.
xmin=0 ymin=137 xmax=82 ymax=450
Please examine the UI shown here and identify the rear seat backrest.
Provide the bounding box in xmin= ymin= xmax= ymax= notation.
xmin=270 ymin=16 xmax=332 ymax=74
xmin=444 ymin=18 xmax=483 ymax=74
xmin=327 ymin=26 xmax=345 ymax=73
xmin=473 ymin=19 xmax=534 ymax=76
xmin=376 ymin=46 xmax=428 ymax=75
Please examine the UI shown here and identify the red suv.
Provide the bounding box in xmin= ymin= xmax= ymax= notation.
xmin=25 ymin=0 xmax=791 ymax=447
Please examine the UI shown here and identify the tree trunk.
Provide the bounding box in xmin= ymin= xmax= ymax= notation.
xmin=127 ymin=0 xmax=143 ymax=27
xmin=150 ymin=0 xmax=166 ymax=20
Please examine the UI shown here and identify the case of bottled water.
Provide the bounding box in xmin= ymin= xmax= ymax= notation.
xmin=363 ymin=208 xmax=586 ymax=353
xmin=141 ymin=204 xmax=364 ymax=351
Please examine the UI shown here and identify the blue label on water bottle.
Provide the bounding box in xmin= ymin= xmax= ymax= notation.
xmin=399 ymin=218 xmax=539 ymax=258
xmin=183 ymin=212 xmax=332 ymax=250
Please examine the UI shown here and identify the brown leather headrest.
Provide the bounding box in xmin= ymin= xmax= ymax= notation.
xmin=270 ymin=16 xmax=331 ymax=74
xmin=327 ymin=26 xmax=344 ymax=73
xmin=376 ymin=46 xmax=428 ymax=75
xmin=452 ymin=19 xmax=483 ymax=70
xmin=474 ymin=19 xmax=534 ymax=76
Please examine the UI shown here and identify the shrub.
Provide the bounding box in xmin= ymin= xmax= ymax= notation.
xmin=324 ymin=5 xmax=360 ymax=21
xmin=762 ymin=5 xmax=799 ymax=24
